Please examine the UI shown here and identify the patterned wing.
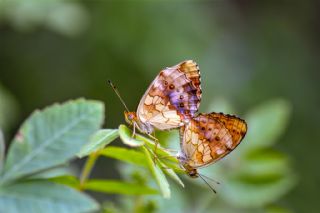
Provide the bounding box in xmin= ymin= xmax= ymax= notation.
xmin=180 ymin=112 xmax=247 ymax=168
xmin=137 ymin=60 xmax=202 ymax=130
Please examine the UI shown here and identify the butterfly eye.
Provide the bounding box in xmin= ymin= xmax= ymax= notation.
xmin=189 ymin=170 xmax=199 ymax=178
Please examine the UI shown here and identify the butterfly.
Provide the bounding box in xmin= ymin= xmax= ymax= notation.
xmin=110 ymin=60 xmax=202 ymax=139
xmin=177 ymin=112 xmax=247 ymax=178
xmin=109 ymin=60 xmax=247 ymax=192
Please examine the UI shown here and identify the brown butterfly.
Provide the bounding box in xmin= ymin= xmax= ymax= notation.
xmin=177 ymin=112 xmax=247 ymax=179
xmin=109 ymin=60 xmax=247 ymax=187
xmin=109 ymin=60 xmax=202 ymax=139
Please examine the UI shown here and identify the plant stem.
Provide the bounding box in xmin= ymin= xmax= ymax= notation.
xmin=79 ymin=151 xmax=99 ymax=189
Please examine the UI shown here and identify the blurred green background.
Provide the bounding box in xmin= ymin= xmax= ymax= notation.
xmin=0 ymin=0 xmax=319 ymax=212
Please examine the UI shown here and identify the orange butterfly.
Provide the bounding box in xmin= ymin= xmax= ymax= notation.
xmin=109 ymin=60 xmax=247 ymax=184
xmin=177 ymin=112 xmax=247 ymax=178
xmin=109 ymin=60 xmax=201 ymax=139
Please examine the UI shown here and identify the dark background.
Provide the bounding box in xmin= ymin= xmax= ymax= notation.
xmin=0 ymin=1 xmax=319 ymax=212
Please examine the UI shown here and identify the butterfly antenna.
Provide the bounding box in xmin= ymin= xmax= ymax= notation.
xmin=199 ymin=173 xmax=220 ymax=185
xmin=107 ymin=80 xmax=130 ymax=112
xmin=199 ymin=174 xmax=217 ymax=194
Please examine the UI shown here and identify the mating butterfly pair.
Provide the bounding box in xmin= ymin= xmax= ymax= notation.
xmin=116 ymin=60 xmax=247 ymax=178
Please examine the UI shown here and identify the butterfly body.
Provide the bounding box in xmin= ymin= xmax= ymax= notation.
xmin=177 ymin=151 xmax=199 ymax=178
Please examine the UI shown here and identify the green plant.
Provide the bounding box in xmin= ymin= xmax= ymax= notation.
xmin=0 ymin=98 xmax=296 ymax=213
xmin=0 ymin=98 xmax=182 ymax=213
xmin=99 ymin=99 xmax=297 ymax=213
xmin=0 ymin=99 xmax=103 ymax=212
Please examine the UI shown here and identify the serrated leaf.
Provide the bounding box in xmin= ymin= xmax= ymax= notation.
xmin=244 ymin=99 xmax=291 ymax=150
xmin=0 ymin=130 xmax=4 ymax=172
xmin=100 ymin=146 xmax=147 ymax=167
xmin=220 ymin=172 xmax=297 ymax=208
xmin=1 ymin=99 xmax=104 ymax=183
xmin=0 ymin=181 xmax=98 ymax=213
xmin=78 ymin=129 xmax=119 ymax=158
xmin=84 ymin=179 xmax=158 ymax=195
xmin=142 ymin=146 xmax=170 ymax=199
xmin=119 ymin=125 xmax=144 ymax=147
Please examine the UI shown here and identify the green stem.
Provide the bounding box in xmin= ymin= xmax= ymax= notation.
xmin=79 ymin=151 xmax=99 ymax=189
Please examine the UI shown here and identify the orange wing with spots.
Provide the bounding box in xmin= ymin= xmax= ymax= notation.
xmin=180 ymin=112 xmax=247 ymax=168
xmin=136 ymin=60 xmax=202 ymax=130
xmin=208 ymin=112 xmax=247 ymax=148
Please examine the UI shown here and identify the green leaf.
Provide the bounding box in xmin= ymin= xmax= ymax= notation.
xmin=84 ymin=179 xmax=158 ymax=195
xmin=241 ymin=149 xmax=291 ymax=176
xmin=142 ymin=146 xmax=171 ymax=199
xmin=159 ymin=161 xmax=184 ymax=188
xmin=244 ymin=99 xmax=291 ymax=150
xmin=48 ymin=175 xmax=80 ymax=188
xmin=1 ymin=99 xmax=104 ymax=183
xmin=78 ymin=129 xmax=119 ymax=158
xmin=119 ymin=125 xmax=178 ymax=163
xmin=0 ymin=130 xmax=4 ymax=172
xmin=220 ymin=172 xmax=297 ymax=208
xmin=100 ymin=146 xmax=147 ymax=167
xmin=29 ymin=166 xmax=75 ymax=179
xmin=158 ymin=157 xmax=184 ymax=174
xmin=0 ymin=181 xmax=98 ymax=213
xmin=118 ymin=124 xmax=144 ymax=147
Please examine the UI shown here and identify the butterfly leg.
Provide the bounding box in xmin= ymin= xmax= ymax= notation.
xmin=147 ymin=132 xmax=160 ymax=164
xmin=131 ymin=123 xmax=137 ymax=139
xmin=144 ymin=144 xmax=161 ymax=166
xmin=148 ymin=132 xmax=159 ymax=164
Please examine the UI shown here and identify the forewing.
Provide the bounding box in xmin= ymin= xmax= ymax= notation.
xmin=137 ymin=60 xmax=202 ymax=130
xmin=180 ymin=113 xmax=247 ymax=168
xmin=175 ymin=60 xmax=201 ymax=105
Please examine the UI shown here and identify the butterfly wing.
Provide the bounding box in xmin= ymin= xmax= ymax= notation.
xmin=137 ymin=60 xmax=202 ymax=130
xmin=180 ymin=112 xmax=247 ymax=168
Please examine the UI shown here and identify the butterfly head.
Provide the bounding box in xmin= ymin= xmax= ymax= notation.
xmin=177 ymin=151 xmax=199 ymax=178
xmin=182 ymin=163 xmax=199 ymax=178
xmin=187 ymin=169 xmax=199 ymax=178
xmin=124 ymin=111 xmax=137 ymax=125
